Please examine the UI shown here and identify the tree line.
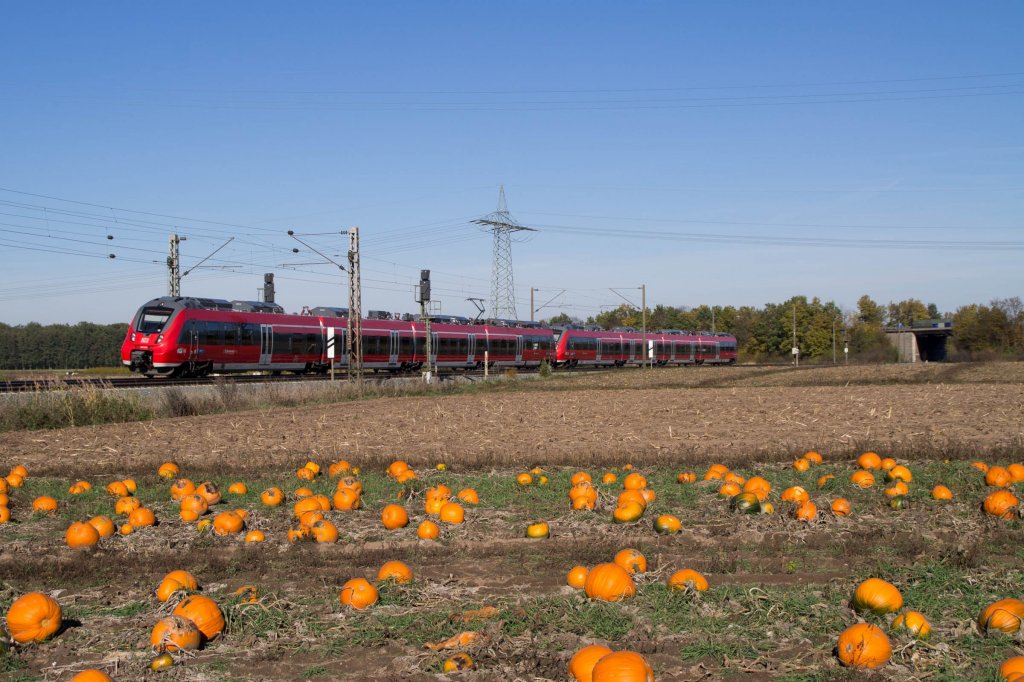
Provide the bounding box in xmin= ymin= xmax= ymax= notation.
xmin=546 ymin=295 xmax=1024 ymax=363
xmin=0 ymin=322 xmax=126 ymax=370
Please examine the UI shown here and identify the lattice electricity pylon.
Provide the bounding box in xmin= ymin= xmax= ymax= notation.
xmin=471 ymin=186 xmax=536 ymax=320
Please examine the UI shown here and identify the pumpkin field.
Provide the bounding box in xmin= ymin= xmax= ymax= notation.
xmin=0 ymin=363 xmax=1023 ymax=681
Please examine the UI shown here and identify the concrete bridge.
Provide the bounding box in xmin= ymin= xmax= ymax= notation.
xmin=884 ymin=320 xmax=953 ymax=363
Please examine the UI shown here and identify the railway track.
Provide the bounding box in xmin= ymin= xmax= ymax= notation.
xmin=0 ymin=362 xmax=805 ymax=395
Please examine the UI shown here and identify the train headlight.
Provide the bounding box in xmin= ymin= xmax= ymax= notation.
xmin=157 ymin=334 xmax=164 ymax=343
xmin=130 ymin=333 xmax=136 ymax=342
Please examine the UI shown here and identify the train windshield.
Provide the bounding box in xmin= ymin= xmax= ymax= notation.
xmin=135 ymin=306 xmax=174 ymax=334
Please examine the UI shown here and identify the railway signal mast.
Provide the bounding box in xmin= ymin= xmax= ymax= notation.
xmin=471 ymin=186 xmax=537 ymax=320
xmin=417 ymin=269 xmax=433 ymax=383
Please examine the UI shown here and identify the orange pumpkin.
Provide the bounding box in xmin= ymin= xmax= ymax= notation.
xmin=32 ymin=495 xmax=59 ymax=514
xmin=293 ymin=496 xmax=324 ymax=519
xmin=803 ymin=450 xmax=823 ymax=464
xmin=170 ymin=478 xmax=195 ymax=501
xmin=978 ymin=598 xmax=1024 ymax=634
xmin=526 ymin=522 xmax=550 ymax=538
xmin=567 ymin=565 xmax=589 ymax=590
xmin=340 ymin=578 xmax=378 ymax=609
xmin=105 ymin=481 xmax=128 ymax=497
xmin=794 ymin=500 xmax=817 ymax=522
xmin=1006 ymin=463 xmax=1024 ymax=483
xmin=836 ymin=622 xmax=892 ymax=669
xmin=817 ymin=474 xmax=835 ymax=488
xmin=568 ymin=644 xmax=614 ymax=682
xmin=602 ymin=472 xmax=618 ymax=485
xmin=780 ymin=486 xmax=809 ymax=504
xmin=158 ymin=462 xmax=179 ymax=479
xmin=69 ymin=671 xmax=113 ymax=682
xmin=999 ymin=656 xmax=1024 ymax=681
xmin=986 ymin=466 xmax=1013 ymax=487
xmin=337 ymin=477 xmax=364 ymax=495
xmin=891 ymin=610 xmax=931 ymax=639
xmin=718 ymin=482 xmax=741 ymax=498
xmin=704 ymin=464 xmax=728 ymax=480
xmin=792 ymin=457 xmax=810 ymax=472
xmin=857 ymin=452 xmax=882 ymax=470
xmin=584 ymin=562 xmax=636 ymax=602
xmin=296 ymin=466 xmax=316 ymax=481
xmin=983 ymin=490 xmax=1020 ymax=519
xmin=623 ymin=472 xmax=647 ymax=490
xmin=88 ymin=516 xmax=116 ymax=538
xmin=612 ymin=502 xmax=645 ymax=523
xmin=387 ymin=460 xmax=410 ymax=478
xmin=571 ymin=471 xmax=593 ymax=486
xmin=122 ymin=479 xmax=137 ymax=494
xmin=179 ymin=494 xmax=208 ymax=522
xmin=830 ymin=498 xmax=852 ymax=517
xmin=173 ymin=595 xmax=224 ymax=641
xmin=377 ymin=560 xmax=414 ymax=584
xmin=653 ymin=514 xmax=681 ymax=534
xmin=65 ymin=521 xmax=100 ymax=549
xmin=156 ymin=570 xmax=199 ymax=602
xmin=227 ymin=482 xmax=247 ymax=495
xmin=332 ymin=487 xmax=361 ymax=511
xmin=439 ymin=502 xmax=465 ymax=524
xmin=195 ymin=482 xmax=221 ymax=506
xmin=115 ymin=496 xmax=142 ymax=516
xmin=743 ymin=476 xmax=772 ymax=500
xmin=128 ymin=507 xmax=156 ymax=527
xmin=723 ymin=471 xmax=746 ymax=486
xmin=516 ymin=472 xmax=534 ymax=486
xmin=310 ymin=519 xmax=339 ymax=543
xmin=880 ymin=457 xmax=897 ymax=471
xmin=667 ymin=569 xmax=708 ymax=592
xmin=5 ymin=592 xmax=61 ymax=643
xmin=381 ymin=504 xmax=409 ymax=530
xmin=850 ymin=470 xmax=875 ymax=488
xmin=886 ymin=465 xmax=913 ymax=483
xmin=591 ymin=651 xmax=655 ymax=682
xmin=150 ymin=614 xmax=202 ymax=652
xmin=298 ymin=510 xmax=325 ymax=528
xmin=68 ymin=481 xmax=91 ymax=495
xmin=931 ymin=485 xmax=954 ymax=500
xmin=244 ymin=530 xmax=266 ymax=543
xmin=852 ymin=578 xmax=903 ymax=615
xmin=676 ymin=472 xmax=696 ymax=484
xmin=416 ymin=519 xmax=440 ymax=540
xmin=971 ymin=460 xmax=990 ymax=473
xmin=212 ymin=511 xmax=244 ymax=535
xmin=260 ymin=486 xmax=284 ymax=507
xmin=457 ymin=488 xmax=480 ymax=505
xmin=613 ymin=548 xmax=647 ymax=575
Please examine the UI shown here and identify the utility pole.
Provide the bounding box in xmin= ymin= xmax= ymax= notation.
xmin=832 ymin=316 xmax=837 ymax=364
xmin=641 ymin=284 xmax=648 ymax=369
xmin=417 ymin=270 xmax=432 ymax=382
xmin=711 ymin=306 xmax=716 ymax=333
xmin=792 ymin=302 xmax=799 ymax=366
xmin=347 ymin=227 xmax=363 ymax=386
xmin=168 ymin=234 xmax=186 ymax=296
xmin=471 ymin=186 xmax=537 ymax=319
xmin=530 ymin=288 xmax=536 ymax=321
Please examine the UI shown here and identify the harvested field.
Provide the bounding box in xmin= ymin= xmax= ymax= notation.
xmin=0 ymin=363 xmax=1022 ymax=681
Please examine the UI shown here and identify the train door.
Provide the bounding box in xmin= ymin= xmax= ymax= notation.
xmin=669 ymin=341 xmax=676 ymax=362
xmin=515 ymin=335 xmax=524 ymax=363
xmin=596 ymin=339 xmax=603 ymax=363
xmin=388 ymin=330 xmax=400 ymax=366
xmin=467 ymin=334 xmax=476 ymax=364
xmin=431 ymin=332 xmax=439 ymax=365
xmin=259 ymin=325 xmax=273 ymax=366
xmin=714 ymin=342 xmax=721 ymax=362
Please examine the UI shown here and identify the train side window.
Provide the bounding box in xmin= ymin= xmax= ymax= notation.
xmin=240 ymin=324 xmax=257 ymax=346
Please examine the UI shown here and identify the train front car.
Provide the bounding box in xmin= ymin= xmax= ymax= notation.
xmin=121 ymin=297 xmax=194 ymax=377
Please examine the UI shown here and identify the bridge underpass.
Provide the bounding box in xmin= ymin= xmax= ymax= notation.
xmin=884 ymin=320 xmax=953 ymax=363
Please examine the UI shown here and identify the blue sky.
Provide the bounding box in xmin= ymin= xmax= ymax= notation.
xmin=1 ymin=2 xmax=1021 ymax=324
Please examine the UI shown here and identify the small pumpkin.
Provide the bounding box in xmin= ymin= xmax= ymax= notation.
xmin=857 ymin=452 xmax=882 ymax=470
xmin=591 ymin=651 xmax=655 ymax=682
xmin=602 ymin=472 xmax=618 ymax=485
xmin=310 ymin=519 xmax=339 ymax=543
xmin=978 ymin=598 xmax=1024 ymax=634
xmin=613 ymin=549 xmax=647 ymax=575
xmin=332 ymin=487 xmax=362 ymax=511
xmin=567 ymin=565 xmax=589 ymax=589
xmin=723 ymin=471 xmax=746 ymax=486
xmin=156 ymin=570 xmax=199 ymax=602
xmin=792 ymin=457 xmax=811 ymax=472
xmin=381 ymin=503 xmax=409 ymax=530
xmin=377 ymin=560 xmax=414 ymax=584
xmin=571 ymin=471 xmax=593 ymax=486
xmin=729 ymin=492 xmax=762 ymax=514
xmin=260 ymin=486 xmax=284 ymax=507
xmin=653 ymin=514 xmax=682 ymax=534
xmin=780 ymin=486 xmax=809 ymax=504
xmin=105 ymin=481 xmax=128 ymax=497
xmin=69 ymin=671 xmax=114 ymax=682
xmin=244 ymin=530 xmax=265 ymax=543
xmin=804 ymin=450 xmax=823 ymax=464
xmin=568 ymin=644 xmax=614 ymax=682
xmin=5 ymin=592 xmax=62 ymax=643
xmin=836 ymin=622 xmax=892 ymax=669
xmin=623 ymin=472 xmax=647 ymax=490
xmin=150 ymin=614 xmax=202 ymax=652
xmin=149 ymin=653 xmax=174 ymax=672
xmin=32 ymin=495 xmax=59 ymax=514
xmin=931 ymin=485 xmax=954 ymax=500
xmin=584 ymin=563 xmax=636 ymax=602
xmin=676 ymin=471 xmax=696 ymax=484
xmin=212 ymin=511 xmax=244 ymax=535
xmin=328 ymin=460 xmax=352 ymax=477
xmin=387 ymin=460 xmax=409 ymax=478
xmin=68 ymin=481 xmax=91 ymax=495
xmin=830 ymin=498 xmax=852 ymax=517
xmin=128 ymin=506 xmax=156 ymax=528
xmin=886 ymin=465 xmax=913 ymax=483
xmin=704 ymin=464 xmax=728 ymax=480
xmin=115 ymin=496 xmax=142 ymax=516
xmin=891 ymin=610 xmax=931 ymax=639
xmin=88 ymin=516 xmax=116 ymax=538
xmin=227 ymin=482 xmax=247 ymax=495
xmin=340 ymin=578 xmax=378 ymax=609
xmin=195 ymin=481 xmax=221 ymax=505
xmin=122 ymin=479 xmax=137 ymax=494
xmin=794 ymin=500 xmax=817 ymax=522
xmin=170 ymin=478 xmax=195 ymax=501
xmin=743 ymin=476 xmax=772 ymax=500
xmin=880 ymin=457 xmax=897 ymax=470
xmin=457 ymin=488 xmax=480 ymax=505
xmin=850 ymin=470 xmax=875 ymax=488
xmin=999 ymin=656 xmax=1024 ymax=682
xmin=296 ymin=466 xmax=316 ymax=481
xmin=526 ymin=521 xmax=550 ymax=538
xmin=172 ymin=594 xmax=225 ymax=640
xmin=986 ymin=466 xmax=1013 ymax=488
xmin=65 ymin=521 xmax=100 ymax=549
xmin=417 ymin=519 xmax=440 ymax=540
xmin=817 ymin=474 xmax=835 ymax=488
xmin=983 ymin=490 xmax=1020 ymax=519
xmin=852 ymin=577 xmax=903 ymax=615
xmin=439 ymin=501 xmax=465 ymax=524
xmin=516 ymin=472 xmax=534 ymax=486
xmin=158 ymin=462 xmax=179 ymax=479
xmin=667 ymin=568 xmax=708 ymax=592
xmin=612 ymin=502 xmax=645 ymax=523
xmin=442 ymin=652 xmax=475 ymax=672
xmin=718 ymin=482 xmax=741 ymax=498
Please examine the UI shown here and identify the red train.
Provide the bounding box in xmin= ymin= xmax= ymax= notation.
xmin=121 ymin=296 xmax=736 ymax=378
